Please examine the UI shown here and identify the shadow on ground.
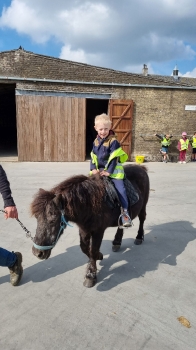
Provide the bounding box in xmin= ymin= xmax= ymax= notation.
xmin=0 ymin=221 xmax=195 ymax=290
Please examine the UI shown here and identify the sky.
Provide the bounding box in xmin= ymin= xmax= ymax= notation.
xmin=0 ymin=0 xmax=196 ymax=77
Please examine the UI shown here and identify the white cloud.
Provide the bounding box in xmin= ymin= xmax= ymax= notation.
xmin=0 ymin=1 xmax=112 ymax=43
xmin=59 ymin=45 xmax=87 ymax=63
xmin=182 ymin=68 xmax=196 ymax=78
xmin=59 ymin=3 xmax=110 ymax=38
xmin=0 ymin=0 xmax=196 ymax=74
xmin=59 ymin=44 xmax=101 ymax=65
xmin=0 ymin=0 xmax=51 ymax=43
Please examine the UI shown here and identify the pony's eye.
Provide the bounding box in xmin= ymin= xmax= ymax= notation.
xmin=49 ymin=221 xmax=56 ymax=226
xmin=48 ymin=214 xmax=57 ymax=224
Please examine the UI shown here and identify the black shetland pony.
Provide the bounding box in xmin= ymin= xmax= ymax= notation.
xmin=31 ymin=164 xmax=149 ymax=288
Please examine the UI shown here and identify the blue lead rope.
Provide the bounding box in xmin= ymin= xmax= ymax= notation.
xmin=33 ymin=213 xmax=73 ymax=251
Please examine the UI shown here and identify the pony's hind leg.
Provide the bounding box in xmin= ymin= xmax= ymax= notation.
xmin=112 ymin=227 xmax=124 ymax=252
xmin=83 ymin=231 xmax=104 ymax=288
xmin=134 ymin=207 xmax=146 ymax=245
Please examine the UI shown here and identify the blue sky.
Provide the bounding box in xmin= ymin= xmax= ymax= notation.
xmin=0 ymin=0 xmax=196 ymax=77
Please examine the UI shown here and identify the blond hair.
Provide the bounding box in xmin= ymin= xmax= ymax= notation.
xmin=94 ymin=113 xmax=111 ymax=127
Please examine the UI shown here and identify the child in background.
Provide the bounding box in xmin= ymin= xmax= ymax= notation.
xmin=90 ymin=113 xmax=132 ymax=227
xmin=177 ymin=132 xmax=190 ymax=163
xmin=155 ymin=133 xmax=173 ymax=163
xmin=190 ymin=131 xmax=196 ymax=162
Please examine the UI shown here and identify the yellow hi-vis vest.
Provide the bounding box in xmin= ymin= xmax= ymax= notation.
xmin=90 ymin=147 xmax=128 ymax=179
xmin=161 ymin=137 xmax=171 ymax=147
xmin=192 ymin=137 xmax=196 ymax=148
xmin=180 ymin=138 xmax=189 ymax=150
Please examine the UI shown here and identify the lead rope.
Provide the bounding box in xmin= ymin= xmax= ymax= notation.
xmin=0 ymin=209 xmax=34 ymax=241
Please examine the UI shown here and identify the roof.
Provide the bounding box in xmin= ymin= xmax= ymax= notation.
xmin=0 ymin=48 xmax=196 ymax=88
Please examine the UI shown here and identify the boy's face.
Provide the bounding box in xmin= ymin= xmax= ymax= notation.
xmin=94 ymin=122 xmax=110 ymax=139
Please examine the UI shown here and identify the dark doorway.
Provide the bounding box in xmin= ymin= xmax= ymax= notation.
xmin=86 ymin=99 xmax=109 ymax=158
xmin=0 ymin=84 xmax=17 ymax=157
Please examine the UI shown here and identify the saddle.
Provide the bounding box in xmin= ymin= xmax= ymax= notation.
xmin=103 ymin=176 xmax=139 ymax=209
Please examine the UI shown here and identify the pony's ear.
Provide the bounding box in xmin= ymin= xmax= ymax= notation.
xmin=39 ymin=188 xmax=47 ymax=193
xmin=53 ymin=193 xmax=63 ymax=208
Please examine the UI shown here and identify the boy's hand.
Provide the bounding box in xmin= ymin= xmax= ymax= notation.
xmin=91 ymin=169 xmax=99 ymax=175
xmin=4 ymin=206 xmax=18 ymax=220
xmin=100 ymin=170 xmax=110 ymax=177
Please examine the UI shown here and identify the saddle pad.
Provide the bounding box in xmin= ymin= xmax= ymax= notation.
xmin=124 ymin=177 xmax=139 ymax=206
xmin=103 ymin=177 xmax=139 ymax=209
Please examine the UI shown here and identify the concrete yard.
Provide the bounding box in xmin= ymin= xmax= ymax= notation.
xmin=0 ymin=161 xmax=196 ymax=350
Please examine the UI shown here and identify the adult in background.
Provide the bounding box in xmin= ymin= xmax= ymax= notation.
xmin=0 ymin=165 xmax=23 ymax=286
xmin=155 ymin=133 xmax=173 ymax=163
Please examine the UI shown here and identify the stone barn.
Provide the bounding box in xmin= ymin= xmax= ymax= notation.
xmin=0 ymin=48 xmax=196 ymax=162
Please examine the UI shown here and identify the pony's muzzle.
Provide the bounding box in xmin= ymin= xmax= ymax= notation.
xmin=32 ymin=246 xmax=51 ymax=260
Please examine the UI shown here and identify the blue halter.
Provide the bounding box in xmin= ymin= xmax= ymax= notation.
xmin=33 ymin=211 xmax=73 ymax=251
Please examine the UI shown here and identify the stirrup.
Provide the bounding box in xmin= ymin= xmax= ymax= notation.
xmin=118 ymin=212 xmax=133 ymax=229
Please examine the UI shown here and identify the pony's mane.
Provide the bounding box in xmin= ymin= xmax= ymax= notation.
xmin=31 ymin=174 xmax=106 ymax=217
xmin=31 ymin=189 xmax=55 ymax=217
xmin=52 ymin=174 xmax=105 ymax=216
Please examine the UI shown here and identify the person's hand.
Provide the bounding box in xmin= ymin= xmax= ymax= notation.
xmin=100 ymin=170 xmax=110 ymax=177
xmin=91 ymin=169 xmax=99 ymax=175
xmin=4 ymin=206 xmax=18 ymax=220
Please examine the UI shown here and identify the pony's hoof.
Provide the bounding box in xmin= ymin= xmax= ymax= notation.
xmin=98 ymin=252 xmax=103 ymax=260
xmin=112 ymin=244 xmax=121 ymax=252
xmin=134 ymin=238 xmax=143 ymax=245
xmin=83 ymin=277 xmax=97 ymax=288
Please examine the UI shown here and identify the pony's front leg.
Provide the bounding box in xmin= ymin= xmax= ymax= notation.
xmin=79 ymin=229 xmax=91 ymax=258
xmin=83 ymin=231 xmax=104 ymax=288
xmin=79 ymin=229 xmax=103 ymax=260
xmin=112 ymin=227 xmax=124 ymax=252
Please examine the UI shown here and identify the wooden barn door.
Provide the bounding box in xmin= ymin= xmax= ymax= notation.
xmin=16 ymin=95 xmax=86 ymax=161
xmin=109 ymin=99 xmax=133 ymax=160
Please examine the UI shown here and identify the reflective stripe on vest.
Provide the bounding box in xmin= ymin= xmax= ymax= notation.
xmin=180 ymin=139 xmax=189 ymax=150
xmin=105 ymin=147 xmax=128 ymax=167
xmin=192 ymin=137 xmax=196 ymax=148
xmin=90 ymin=151 xmax=98 ymax=169
xmin=108 ymin=164 xmax=125 ymax=179
xmin=161 ymin=137 xmax=170 ymax=147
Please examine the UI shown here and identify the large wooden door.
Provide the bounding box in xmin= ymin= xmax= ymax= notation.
xmin=16 ymin=94 xmax=86 ymax=161
xmin=109 ymin=99 xmax=133 ymax=160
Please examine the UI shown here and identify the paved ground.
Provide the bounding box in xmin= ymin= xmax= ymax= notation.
xmin=0 ymin=161 xmax=196 ymax=350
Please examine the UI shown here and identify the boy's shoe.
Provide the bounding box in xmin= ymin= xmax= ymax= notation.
xmin=178 ymin=161 xmax=182 ymax=164
xmin=121 ymin=212 xmax=133 ymax=228
xmin=182 ymin=161 xmax=186 ymax=164
xmin=9 ymin=252 xmax=23 ymax=286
